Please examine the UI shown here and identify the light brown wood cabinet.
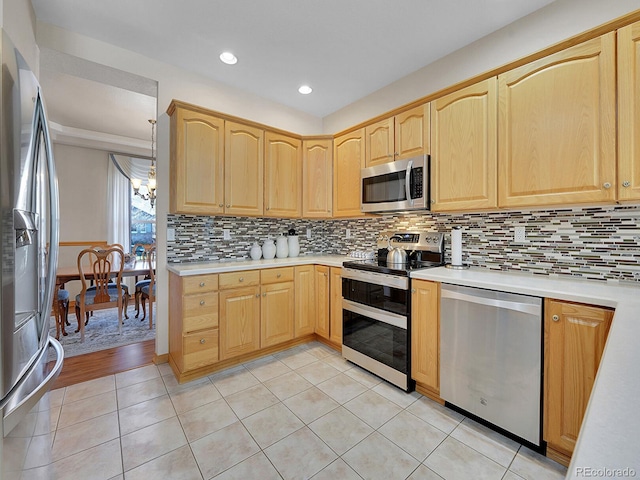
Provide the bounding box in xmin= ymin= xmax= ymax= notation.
xmin=618 ymin=21 xmax=640 ymax=202
xmin=314 ymin=265 xmax=330 ymax=339
xmin=329 ymin=267 xmax=343 ymax=345
xmin=498 ymin=33 xmax=616 ymax=208
xmin=169 ymin=106 xmax=225 ymax=215
xmin=544 ymin=299 xmax=613 ymax=466
xmin=168 ymin=272 xmax=220 ymax=374
xmin=302 ymin=138 xmax=333 ymax=218
xmin=224 ymin=121 xmax=264 ymax=216
xmin=219 ymin=285 xmax=261 ymax=361
xmin=333 ymin=129 xmax=365 ymax=218
xmin=264 ymin=132 xmax=302 ymax=218
xmin=431 ymin=79 xmax=497 ymax=211
xmin=260 ymin=268 xmax=295 ymax=347
xmin=294 ymin=265 xmax=316 ymax=337
xmin=365 ymin=104 xmax=430 ymax=167
xmin=410 ymin=279 xmax=440 ymax=398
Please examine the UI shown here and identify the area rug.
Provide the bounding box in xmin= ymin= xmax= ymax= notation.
xmin=48 ymin=305 xmax=155 ymax=359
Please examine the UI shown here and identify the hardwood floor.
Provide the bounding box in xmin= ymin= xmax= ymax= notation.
xmin=49 ymin=339 xmax=156 ymax=390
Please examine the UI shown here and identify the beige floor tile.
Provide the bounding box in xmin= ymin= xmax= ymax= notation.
xmin=424 ymin=436 xmax=506 ymax=480
xmin=52 ymin=438 xmax=122 ymax=480
xmin=20 ymin=463 xmax=54 ymax=480
xmin=308 ymin=406 xmax=373 ymax=455
xmin=63 ymin=376 xmax=115 ymax=404
xmin=283 ymin=387 xmax=339 ymax=424
xmin=342 ymin=431 xmax=420 ymax=480
xmin=320 ymin=354 xmax=352 ymax=372
xmin=378 ymin=411 xmax=447 ymax=461
xmin=118 ymin=394 xmax=176 ymax=436
xmin=161 ymin=372 xmax=211 ymax=394
xmin=406 ymin=397 xmax=464 ymax=434
xmin=191 ymin=421 xmax=260 ymax=479
xmin=343 ymin=390 xmax=403 ymax=429
xmin=263 ymin=370 xmax=313 ymax=401
xmin=311 ymin=458 xmax=362 ymax=480
xmin=503 ymin=471 xmax=526 ymax=480
xmin=209 ymin=365 xmax=260 ymax=397
xmin=213 ymin=452 xmax=281 ymax=480
xmin=169 ymin=382 xmax=221 ymax=414
xmin=57 ymin=390 xmax=117 ymax=428
xmin=450 ymin=417 xmax=520 ymax=467
xmin=116 ymin=377 xmax=167 ymax=410
xmin=304 ymin=342 xmax=337 ymax=359
xmin=178 ymin=397 xmax=238 ymax=442
xmin=115 ymin=364 xmax=160 ymax=389
xmin=244 ymin=356 xmax=292 ymax=382
xmin=264 ymin=427 xmax=337 ymax=480
xmin=509 ymin=446 xmax=567 ymax=480
xmin=343 ymin=365 xmax=383 ymax=389
xmin=295 ymin=360 xmax=341 ymax=385
xmin=49 ymin=388 xmax=65 ymax=409
xmin=225 ymin=384 xmax=280 ymax=419
xmin=241 ymin=403 xmax=304 ymax=448
xmin=275 ymin=348 xmax=319 ymax=370
xmin=156 ymin=362 xmax=173 ymax=377
xmin=372 ymin=381 xmax=421 ymax=408
xmin=317 ymin=373 xmax=367 ymax=404
xmin=406 ymin=464 xmax=445 ymax=479
xmin=120 ymin=416 xmax=187 ymax=472
xmin=51 ymin=412 xmax=120 ymax=461
xmin=23 ymin=434 xmax=53 ymax=469
xmin=124 ymin=444 xmax=203 ymax=480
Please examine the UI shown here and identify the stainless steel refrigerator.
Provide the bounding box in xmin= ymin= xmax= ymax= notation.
xmin=0 ymin=30 xmax=64 ymax=479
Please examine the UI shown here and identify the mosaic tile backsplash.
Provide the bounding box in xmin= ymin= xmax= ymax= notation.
xmin=167 ymin=204 xmax=640 ymax=283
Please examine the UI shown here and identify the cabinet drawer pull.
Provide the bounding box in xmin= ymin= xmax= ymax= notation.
xmin=239 ymin=277 xmax=244 ymax=282
xmin=552 ymin=314 xmax=559 ymax=322
xmin=199 ymin=282 xmax=205 ymax=287
xmin=276 ymin=273 xmax=281 ymax=278
xmin=622 ymin=181 xmax=631 ymax=188
xmin=200 ymin=300 xmax=205 ymax=306
xmin=200 ymin=338 xmax=206 ymax=344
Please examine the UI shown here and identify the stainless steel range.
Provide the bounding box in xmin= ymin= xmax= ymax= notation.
xmin=341 ymin=231 xmax=445 ymax=391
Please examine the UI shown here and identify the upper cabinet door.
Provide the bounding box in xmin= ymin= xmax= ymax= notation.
xmin=333 ymin=129 xmax=365 ymax=218
xmin=302 ymin=138 xmax=333 ymax=218
xmin=431 ymin=79 xmax=497 ymax=211
xmin=618 ymin=21 xmax=640 ymax=202
xmin=170 ymin=107 xmax=225 ymax=215
xmin=395 ymin=103 xmax=430 ymax=160
xmin=264 ymin=132 xmax=302 ymax=218
xmin=365 ymin=117 xmax=394 ymax=167
xmin=224 ymin=121 xmax=264 ymax=216
xmin=498 ymin=33 xmax=616 ymax=208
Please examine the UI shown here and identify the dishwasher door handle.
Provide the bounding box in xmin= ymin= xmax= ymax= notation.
xmin=441 ymin=288 xmax=541 ymax=316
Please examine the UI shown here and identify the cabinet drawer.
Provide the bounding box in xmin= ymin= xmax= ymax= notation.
xmin=183 ymin=329 xmax=219 ymax=371
xmin=183 ymin=292 xmax=219 ymax=332
xmin=261 ymin=267 xmax=294 ymax=284
xmin=182 ymin=274 xmax=218 ymax=295
xmin=219 ymin=270 xmax=260 ymax=289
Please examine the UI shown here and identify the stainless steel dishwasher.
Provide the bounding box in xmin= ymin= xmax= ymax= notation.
xmin=440 ymin=283 xmax=543 ymax=446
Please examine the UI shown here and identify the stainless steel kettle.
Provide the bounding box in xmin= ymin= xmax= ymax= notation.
xmin=386 ymin=236 xmax=407 ymax=265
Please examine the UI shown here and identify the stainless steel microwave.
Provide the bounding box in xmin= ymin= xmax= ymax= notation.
xmin=361 ymin=155 xmax=429 ymax=213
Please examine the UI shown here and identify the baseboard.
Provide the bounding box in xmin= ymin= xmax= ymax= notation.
xmin=313 ymin=334 xmax=342 ymax=352
xmin=546 ymin=445 xmax=571 ymax=467
xmin=153 ymin=353 xmax=169 ymax=364
xmin=415 ymin=383 xmax=444 ymax=404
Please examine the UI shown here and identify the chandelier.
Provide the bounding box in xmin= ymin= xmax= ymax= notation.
xmin=131 ymin=119 xmax=157 ymax=208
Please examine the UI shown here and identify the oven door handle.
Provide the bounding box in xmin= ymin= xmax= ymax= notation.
xmin=405 ymin=159 xmax=413 ymax=205
xmin=343 ymin=299 xmax=407 ymax=330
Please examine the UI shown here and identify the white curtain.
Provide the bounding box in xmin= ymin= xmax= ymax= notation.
xmin=107 ymin=154 xmax=131 ymax=251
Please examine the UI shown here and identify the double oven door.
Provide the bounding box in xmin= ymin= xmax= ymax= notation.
xmin=341 ymin=268 xmax=412 ymax=391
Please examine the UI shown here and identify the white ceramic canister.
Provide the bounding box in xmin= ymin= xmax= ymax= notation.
xmin=275 ymin=234 xmax=289 ymax=258
xmin=287 ymin=229 xmax=300 ymax=257
xmin=250 ymin=241 xmax=262 ymax=260
xmin=262 ymin=238 xmax=276 ymax=260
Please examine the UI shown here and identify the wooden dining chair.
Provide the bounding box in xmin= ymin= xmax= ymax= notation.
xmin=74 ymin=245 xmax=129 ymax=341
xmin=132 ymin=243 xmax=155 ymax=318
xmin=139 ymin=246 xmax=156 ymax=329
xmin=54 ymin=288 xmax=70 ymax=340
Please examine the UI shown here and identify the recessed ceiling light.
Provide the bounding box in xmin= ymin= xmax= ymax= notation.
xmin=298 ymin=85 xmax=313 ymax=95
xmin=219 ymin=52 xmax=238 ymax=65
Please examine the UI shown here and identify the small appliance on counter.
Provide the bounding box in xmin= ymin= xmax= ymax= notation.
xmin=341 ymin=231 xmax=445 ymax=391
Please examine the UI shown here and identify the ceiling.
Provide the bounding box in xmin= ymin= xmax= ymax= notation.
xmin=31 ymin=0 xmax=556 ymax=144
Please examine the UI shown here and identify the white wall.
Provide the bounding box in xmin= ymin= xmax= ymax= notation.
xmin=323 ymin=0 xmax=640 ymax=133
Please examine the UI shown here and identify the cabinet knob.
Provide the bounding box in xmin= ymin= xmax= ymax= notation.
xmin=200 ymin=300 xmax=205 ymax=306
xmin=603 ymin=182 xmax=612 ymax=189
xmin=324 ymin=273 xmax=328 ymax=276
xmin=431 ymin=200 xmax=435 ymax=204
xmin=266 ymin=206 xmax=270 ymax=211
xmin=277 ymin=273 xmax=281 ymax=278
xmin=256 ymin=293 xmax=260 ymax=298
xmin=226 ymin=204 xmax=231 ymax=208
xmin=622 ymin=181 xmax=631 ymax=188
xmin=263 ymin=292 xmax=267 ymax=297
xmin=219 ymin=203 xmax=224 ymax=207
xmin=552 ymin=314 xmax=559 ymax=322
xmin=239 ymin=277 xmax=244 ymax=282
xmin=199 ymin=282 xmax=205 ymax=287
xmin=411 ymin=289 xmax=416 ymax=294
xmin=394 ymin=152 xmax=399 ymax=157
xmin=200 ymin=338 xmax=206 ymax=344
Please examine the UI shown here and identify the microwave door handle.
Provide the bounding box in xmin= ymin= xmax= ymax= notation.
xmin=405 ymin=159 xmax=413 ymax=205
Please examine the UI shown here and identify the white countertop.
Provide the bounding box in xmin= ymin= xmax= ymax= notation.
xmin=411 ymin=267 xmax=640 ymax=478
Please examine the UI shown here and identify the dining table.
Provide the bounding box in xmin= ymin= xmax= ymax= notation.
xmin=55 ymin=260 xmax=155 ymax=289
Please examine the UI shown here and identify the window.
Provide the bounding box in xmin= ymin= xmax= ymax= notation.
xmin=130 ymin=187 xmax=156 ymax=252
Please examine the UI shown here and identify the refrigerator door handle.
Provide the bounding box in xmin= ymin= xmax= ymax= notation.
xmin=2 ymin=337 xmax=63 ymax=434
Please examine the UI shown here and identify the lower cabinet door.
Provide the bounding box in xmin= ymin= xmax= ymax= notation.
xmin=294 ymin=265 xmax=316 ymax=337
xmin=329 ymin=267 xmax=342 ymax=345
xmin=183 ymin=329 xmax=219 ymax=371
xmin=411 ymin=280 xmax=440 ymax=394
xmin=314 ymin=266 xmax=330 ymax=339
xmin=219 ymin=286 xmax=261 ymax=360
xmin=261 ymin=282 xmax=295 ymax=347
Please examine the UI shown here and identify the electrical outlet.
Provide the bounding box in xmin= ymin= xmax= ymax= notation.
xmin=514 ymin=226 xmax=526 ymax=242
xmin=346 ymin=228 xmax=351 ymax=239
xmin=223 ymin=229 xmax=231 ymax=240
xmin=167 ymin=228 xmax=175 ymax=241
xmin=306 ymin=228 xmax=311 ymax=239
